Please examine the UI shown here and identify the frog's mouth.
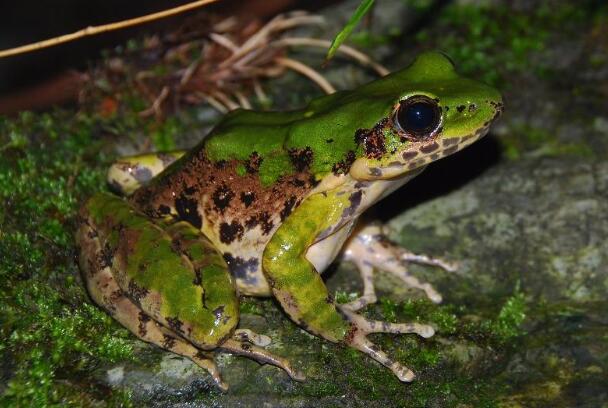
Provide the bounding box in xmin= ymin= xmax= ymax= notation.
xmin=349 ymin=102 xmax=503 ymax=181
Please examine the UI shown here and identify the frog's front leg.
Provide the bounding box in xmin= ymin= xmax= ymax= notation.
xmin=340 ymin=224 xmax=457 ymax=310
xmin=77 ymin=193 xmax=301 ymax=390
xmin=263 ymin=193 xmax=434 ymax=382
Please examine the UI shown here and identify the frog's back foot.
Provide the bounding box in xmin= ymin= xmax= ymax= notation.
xmin=107 ymin=151 xmax=186 ymax=196
xmin=341 ymin=223 xmax=458 ymax=308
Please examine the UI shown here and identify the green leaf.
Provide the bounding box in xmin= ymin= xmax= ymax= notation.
xmin=326 ymin=0 xmax=375 ymax=62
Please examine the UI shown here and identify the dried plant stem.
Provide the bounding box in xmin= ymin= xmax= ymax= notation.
xmin=273 ymin=37 xmax=389 ymax=76
xmin=274 ymin=57 xmax=336 ymax=94
xmin=0 ymin=0 xmax=220 ymax=58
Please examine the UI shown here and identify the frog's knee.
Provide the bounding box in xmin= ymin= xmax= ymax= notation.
xmin=107 ymin=151 xmax=185 ymax=196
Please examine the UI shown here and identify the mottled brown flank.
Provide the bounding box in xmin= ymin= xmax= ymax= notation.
xmin=355 ymin=118 xmax=389 ymax=159
xmin=129 ymin=149 xmax=315 ymax=245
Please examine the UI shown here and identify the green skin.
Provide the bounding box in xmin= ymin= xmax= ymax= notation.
xmin=77 ymin=52 xmax=503 ymax=387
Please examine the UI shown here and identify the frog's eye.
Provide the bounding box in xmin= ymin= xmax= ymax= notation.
xmin=395 ymin=95 xmax=442 ymax=139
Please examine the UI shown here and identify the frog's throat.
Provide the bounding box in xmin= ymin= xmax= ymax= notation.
xmin=349 ymin=126 xmax=490 ymax=181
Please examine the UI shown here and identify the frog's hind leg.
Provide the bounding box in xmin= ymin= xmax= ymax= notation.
xmin=76 ymin=216 xmax=229 ymax=390
xmin=341 ymin=224 xmax=457 ymax=310
xmin=107 ymin=150 xmax=186 ymax=196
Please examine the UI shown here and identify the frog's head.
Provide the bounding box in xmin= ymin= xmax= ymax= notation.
xmin=347 ymin=51 xmax=503 ymax=180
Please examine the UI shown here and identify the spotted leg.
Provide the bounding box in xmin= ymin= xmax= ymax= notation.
xmin=341 ymin=223 xmax=457 ymax=311
xmin=76 ymin=194 xmax=302 ymax=390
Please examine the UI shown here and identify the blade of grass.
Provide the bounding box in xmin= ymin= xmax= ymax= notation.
xmin=325 ymin=0 xmax=375 ymax=62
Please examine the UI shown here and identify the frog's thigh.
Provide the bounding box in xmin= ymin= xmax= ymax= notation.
xmin=341 ymin=223 xmax=458 ymax=308
xmin=107 ymin=150 xmax=186 ymax=196
xmin=76 ymin=218 xmax=229 ymax=390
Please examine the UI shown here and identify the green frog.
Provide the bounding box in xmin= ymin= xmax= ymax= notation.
xmin=76 ymin=51 xmax=503 ymax=390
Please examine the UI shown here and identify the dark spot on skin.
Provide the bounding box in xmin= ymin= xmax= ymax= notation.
xmin=420 ymin=142 xmax=439 ymax=153
xmin=408 ymin=158 xmax=427 ymax=170
xmin=212 ymin=184 xmax=235 ymax=213
xmin=325 ymin=294 xmax=334 ymax=304
xmin=401 ymin=151 xmax=418 ymax=161
xmin=457 ymin=105 xmax=466 ymax=113
xmin=280 ymin=196 xmax=297 ymax=221
xmin=443 ymin=138 xmax=460 ymax=147
xmin=138 ymin=311 xmax=150 ymax=337
xmin=193 ymin=268 xmax=203 ymax=286
xmin=444 ymin=106 xmax=450 ymax=111
xmin=166 ymin=317 xmax=184 ymax=334
xmin=442 ymin=146 xmax=458 ymax=156
xmin=241 ymin=342 xmax=251 ymax=351
xmin=162 ymin=334 xmax=176 ymax=349
xmin=368 ymin=168 xmax=382 ymax=177
xmin=158 ymin=204 xmax=171 ymax=215
xmin=332 ymin=150 xmax=356 ymax=175
xmin=462 ymin=134 xmax=475 ymax=143
xmin=219 ymin=221 xmax=244 ymax=244
xmin=245 ymin=152 xmax=262 ymax=173
xmin=184 ymin=185 xmax=196 ymax=195
xmin=290 ymin=178 xmax=306 ymax=187
xmin=430 ymin=153 xmax=440 ymax=160
xmin=469 ymin=103 xmax=477 ymax=112
xmin=355 ymin=119 xmax=387 ymax=159
xmin=214 ymin=160 xmax=228 ymax=169
xmin=223 ymin=253 xmax=259 ymax=281
xmin=288 ymin=147 xmax=314 ymax=171
xmin=354 ymin=181 xmax=370 ymax=189
xmin=240 ymin=191 xmax=255 ymax=207
xmin=175 ymin=195 xmax=202 ymax=229
xmin=326 ymin=138 xmax=334 ymax=143
xmin=128 ymin=280 xmax=149 ymax=303
xmin=245 ymin=212 xmax=273 ymax=234
xmin=100 ymin=242 xmax=114 ymax=268
xmin=213 ymin=306 xmax=224 ymax=319
xmin=132 ymin=166 xmax=153 ymax=183
xmin=342 ymin=190 xmax=362 ymax=219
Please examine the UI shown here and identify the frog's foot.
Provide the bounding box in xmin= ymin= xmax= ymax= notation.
xmin=341 ymin=224 xmax=457 ymax=310
xmin=339 ymin=307 xmax=435 ymax=382
xmin=107 ymin=151 xmax=186 ymax=196
xmin=220 ymin=338 xmax=305 ymax=381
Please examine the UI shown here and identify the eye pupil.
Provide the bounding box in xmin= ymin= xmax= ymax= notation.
xmin=396 ymin=96 xmax=441 ymax=139
xmin=405 ymin=103 xmax=435 ymax=130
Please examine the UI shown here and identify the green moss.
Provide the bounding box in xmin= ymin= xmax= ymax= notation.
xmin=0 ymin=111 xmax=138 ymax=406
xmin=413 ymin=2 xmax=599 ymax=87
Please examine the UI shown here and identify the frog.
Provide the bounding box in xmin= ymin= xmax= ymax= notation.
xmin=76 ymin=51 xmax=503 ymax=390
